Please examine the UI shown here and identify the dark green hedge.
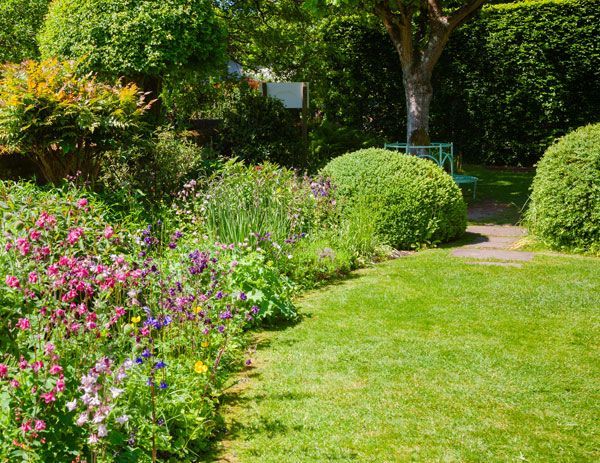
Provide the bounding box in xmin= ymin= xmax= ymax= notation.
xmin=313 ymin=0 xmax=600 ymax=166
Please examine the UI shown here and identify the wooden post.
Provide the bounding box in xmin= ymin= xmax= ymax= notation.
xmin=301 ymin=83 xmax=309 ymax=144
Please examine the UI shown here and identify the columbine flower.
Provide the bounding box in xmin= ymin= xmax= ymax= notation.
xmin=116 ymin=415 xmax=129 ymax=424
xmin=159 ymin=381 xmax=168 ymax=390
xmin=66 ymin=400 xmax=77 ymax=411
xmin=5 ymin=275 xmax=20 ymax=288
xmin=110 ymin=387 xmax=123 ymax=399
xmin=154 ymin=360 xmax=166 ymax=370
xmin=97 ymin=424 xmax=108 ymax=437
xmin=34 ymin=420 xmax=46 ymax=431
xmin=76 ymin=413 xmax=89 ymax=426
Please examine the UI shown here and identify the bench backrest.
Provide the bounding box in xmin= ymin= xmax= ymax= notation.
xmin=384 ymin=142 xmax=455 ymax=176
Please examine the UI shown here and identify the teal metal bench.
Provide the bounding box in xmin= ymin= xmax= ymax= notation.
xmin=384 ymin=142 xmax=478 ymax=198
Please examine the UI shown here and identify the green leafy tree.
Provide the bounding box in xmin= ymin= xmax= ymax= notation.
xmin=306 ymin=0 xmax=487 ymax=145
xmin=0 ymin=0 xmax=50 ymax=63
xmin=39 ymin=0 xmax=227 ymax=113
xmin=0 ymin=59 xmax=149 ymax=183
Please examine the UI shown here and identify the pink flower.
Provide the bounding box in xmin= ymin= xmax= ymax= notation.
xmin=18 ymin=357 xmax=28 ymax=370
xmin=5 ymin=275 xmax=20 ymax=288
xmin=34 ymin=420 xmax=46 ymax=431
xmin=16 ymin=318 xmax=30 ymax=330
xmin=103 ymin=225 xmax=114 ymax=239
xmin=76 ymin=413 xmax=89 ymax=426
xmin=44 ymin=343 xmax=55 ymax=356
xmin=47 ymin=264 xmax=59 ymax=276
xmin=67 ymin=227 xmax=84 ymax=245
xmin=0 ymin=364 xmax=8 ymax=378
xmin=28 ymin=272 xmax=38 ymax=284
xmin=31 ymin=361 xmax=44 ymax=373
xmin=49 ymin=364 xmax=63 ymax=375
xmin=15 ymin=237 xmax=30 ymax=255
xmin=56 ymin=378 xmax=65 ymax=392
xmin=21 ymin=421 xmax=32 ymax=433
xmin=77 ymin=198 xmax=89 ymax=208
xmin=115 ymin=307 xmax=126 ymax=317
xmin=40 ymin=390 xmax=56 ymax=404
xmin=36 ymin=211 xmax=57 ymax=229
xmin=29 ymin=230 xmax=42 ymax=241
xmin=10 ymin=379 xmax=19 ymax=389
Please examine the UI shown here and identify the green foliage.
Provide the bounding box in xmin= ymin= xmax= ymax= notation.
xmin=291 ymin=0 xmax=600 ymax=166
xmin=214 ymin=82 xmax=306 ymax=167
xmin=0 ymin=0 xmax=49 ymax=63
xmin=321 ymin=148 xmax=467 ymax=249
xmin=101 ymin=130 xmax=207 ymax=200
xmin=0 ymin=59 xmax=148 ymax=183
xmin=39 ymin=0 xmax=226 ymax=81
xmin=309 ymin=120 xmax=382 ymax=170
xmin=526 ymin=123 xmax=600 ymax=255
xmin=434 ymin=0 xmax=600 ymax=165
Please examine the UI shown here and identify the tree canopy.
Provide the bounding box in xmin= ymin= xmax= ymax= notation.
xmin=0 ymin=0 xmax=49 ymax=63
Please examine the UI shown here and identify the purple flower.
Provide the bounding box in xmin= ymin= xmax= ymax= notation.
xmin=135 ymin=357 xmax=143 ymax=364
xmin=154 ymin=360 xmax=166 ymax=369
xmin=218 ymin=325 xmax=225 ymax=333
xmin=245 ymin=359 xmax=252 ymax=366
xmin=141 ymin=349 xmax=152 ymax=359
xmin=159 ymin=381 xmax=168 ymax=390
xmin=215 ymin=291 xmax=223 ymax=300
xmin=239 ymin=292 xmax=247 ymax=301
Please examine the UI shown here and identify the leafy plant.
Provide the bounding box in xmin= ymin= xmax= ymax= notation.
xmin=321 ymin=148 xmax=467 ymax=249
xmin=526 ymin=123 xmax=600 ymax=255
xmin=0 ymin=59 xmax=148 ymax=183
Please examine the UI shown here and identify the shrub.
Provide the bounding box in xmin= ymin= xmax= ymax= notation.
xmin=0 ymin=59 xmax=148 ymax=183
xmin=214 ymin=82 xmax=306 ymax=167
xmin=0 ymin=0 xmax=49 ymax=63
xmin=526 ymin=124 xmax=600 ymax=254
xmin=309 ymin=120 xmax=382 ymax=170
xmin=321 ymin=148 xmax=467 ymax=249
xmin=101 ymin=130 xmax=207 ymax=199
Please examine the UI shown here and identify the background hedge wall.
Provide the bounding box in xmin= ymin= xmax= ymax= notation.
xmin=312 ymin=0 xmax=600 ymax=166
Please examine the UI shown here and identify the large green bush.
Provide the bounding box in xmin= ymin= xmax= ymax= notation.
xmin=526 ymin=124 xmax=600 ymax=254
xmin=321 ymin=149 xmax=467 ymax=249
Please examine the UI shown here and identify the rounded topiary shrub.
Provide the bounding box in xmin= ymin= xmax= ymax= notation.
xmin=321 ymin=148 xmax=467 ymax=249
xmin=527 ymin=123 xmax=600 ymax=254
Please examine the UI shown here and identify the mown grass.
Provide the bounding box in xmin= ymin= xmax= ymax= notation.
xmin=216 ymin=249 xmax=600 ymax=463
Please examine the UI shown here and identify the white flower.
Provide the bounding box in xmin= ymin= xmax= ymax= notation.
xmin=116 ymin=415 xmax=129 ymax=424
xmin=110 ymin=387 xmax=123 ymax=399
xmin=76 ymin=413 xmax=89 ymax=426
xmin=88 ymin=434 xmax=99 ymax=444
xmin=66 ymin=399 xmax=77 ymax=411
xmin=97 ymin=424 xmax=108 ymax=437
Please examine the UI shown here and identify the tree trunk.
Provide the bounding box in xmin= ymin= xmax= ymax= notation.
xmin=404 ymin=69 xmax=433 ymax=146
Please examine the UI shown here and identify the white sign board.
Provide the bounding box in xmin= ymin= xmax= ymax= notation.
xmin=264 ymin=82 xmax=308 ymax=109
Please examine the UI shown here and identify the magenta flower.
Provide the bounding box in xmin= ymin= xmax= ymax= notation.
xmin=5 ymin=275 xmax=20 ymax=288
xmin=67 ymin=227 xmax=84 ymax=245
xmin=16 ymin=318 xmax=30 ymax=330
xmin=21 ymin=420 xmax=32 ymax=433
xmin=28 ymin=271 xmax=38 ymax=284
xmin=103 ymin=225 xmax=114 ymax=239
xmin=34 ymin=420 xmax=46 ymax=431
xmin=0 ymin=364 xmax=8 ymax=378
xmin=40 ymin=390 xmax=56 ymax=404
xmin=49 ymin=364 xmax=63 ymax=375
xmin=29 ymin=229 xmax=42 ymax=241
xmin=77 ymin=198 xmax=89 ymax=208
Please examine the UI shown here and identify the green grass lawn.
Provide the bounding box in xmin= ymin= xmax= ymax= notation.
xmin=216 ymin=250 xmax=600 ymax=462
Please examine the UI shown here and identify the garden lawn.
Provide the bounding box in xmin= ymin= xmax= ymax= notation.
xmin=217 ymin=249 xmax=600 ymax=463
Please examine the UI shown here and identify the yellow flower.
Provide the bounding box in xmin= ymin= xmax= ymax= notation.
xmin=194 ymin=360 xmax=209 ymax=374
xmin=193 ymin=306 xmax=202 ymax=314
xmin=201 ymin=341 xmax=209 ymax=348
xmin=131 ymin=316 xmax=141 ymax=324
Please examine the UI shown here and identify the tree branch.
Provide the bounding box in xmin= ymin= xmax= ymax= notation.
xmin=448 ymin=0 xmax=487 ymax=31
xmin=374 ymin=1 xmax=414 ymax=69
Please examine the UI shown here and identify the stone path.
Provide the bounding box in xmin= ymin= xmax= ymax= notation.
xmin=451 ymin=225 xmax=534 ymax=268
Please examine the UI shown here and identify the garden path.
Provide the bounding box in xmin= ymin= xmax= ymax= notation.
xmin=451 ymin=224 xmax=534 ymax=267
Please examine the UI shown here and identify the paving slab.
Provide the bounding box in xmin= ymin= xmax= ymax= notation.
xmin=466 ymin=225 xmax=527 ymax=238
xmin=461 ymin=235 xmax=520 ymax=249
xmin=452 ymin=248 xmax=534 ymax=261
xmin=465 ymin=261 xmax=523 ymax=268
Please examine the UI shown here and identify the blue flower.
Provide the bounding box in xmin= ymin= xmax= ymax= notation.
xmin=154 ymin=360 xmax=166 ymax=369
xmin=135 ymin=357 xmax=143 ymax=364
xmin=159 ymin=381 xmax=168 ymax=390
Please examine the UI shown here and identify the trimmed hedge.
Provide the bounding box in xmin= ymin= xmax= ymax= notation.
xmin=527 ymin=124 xmax=600 ymax=254
xmin=321 ymin=148 xmax=466 ymax=249
xmin=312 ymin=0 xmax=600 ymax=166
